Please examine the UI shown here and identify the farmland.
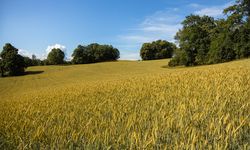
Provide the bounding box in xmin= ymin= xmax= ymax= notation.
xmin=0 ymin=59 xmax=250 ymax=149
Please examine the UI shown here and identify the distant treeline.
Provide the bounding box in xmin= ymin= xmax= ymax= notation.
xmin=168 ymin=0 xmax=250 ymax=66
xmin=0 ymin=43 xmax=120 ymax=76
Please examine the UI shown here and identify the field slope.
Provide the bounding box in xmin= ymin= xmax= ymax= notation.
xmin=0 ymin=59 xmax=250 ymax=149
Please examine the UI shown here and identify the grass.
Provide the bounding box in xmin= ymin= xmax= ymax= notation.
xmin=0 ymin=59 xmax=249 ymax=149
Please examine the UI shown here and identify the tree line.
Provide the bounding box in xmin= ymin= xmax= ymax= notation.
xmin=168 ymin=0 xmax=250 ymax=66
xmin=0 ymin=43 xmax=120 ymax=77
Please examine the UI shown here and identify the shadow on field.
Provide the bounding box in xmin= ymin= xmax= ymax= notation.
xmin=24 ymin=71 xmax=44 ymax=75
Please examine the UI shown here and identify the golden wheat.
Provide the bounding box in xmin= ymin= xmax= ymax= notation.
xmin=0 ymin=59 xmax=249 ymax=149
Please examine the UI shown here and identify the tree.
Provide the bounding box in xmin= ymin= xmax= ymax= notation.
xmin=72 ymin=45 xmax=94 ymax=64
xmin=168 ymin=48 xmax=188 ymax=67
xmin=32 ymin=54 xmax=36 ymax=60
xmin=208 ymin=19 xmax=237 ymax=64
xmin=47 ymin=48 xmax=65 ymax=65
xmin=71 ymin=43 xmax=120 ymax=64
xmin=169 ymin=15 xmax=216 ymax=66
xmin=23 ymin=56 xmax=33 ymax=67
xmin=174 ymin=15 xmax=216 ymax=66
xmin=29 ymin=54 xmax=43 ymax=66
xmin=90 ymin=44 xmax=120 ymax=62
xmin=169 ymin=0 xmax=249 ymax=67
xmin=223 ymin=0 xmax=250 ymax=58
xmin=140 ymin=40 xmax=176 ymax=60
xmin=0 ymin=43 xmax=26 ymax=76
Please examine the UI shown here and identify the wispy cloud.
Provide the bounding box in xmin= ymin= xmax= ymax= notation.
xmin=117 ymin=1 xmax=234 ymax=60
xmin=18 ymin=49 xmax=33 ymax=58
xmin=119 ymin=35 xmax=156 ymax=44
xmin=188 ymin=3 xmax=202 ymax=8
xmin=195 ymin=7 xmax=225 ymax=17
xmin=117 ymin=8 xmax=184 ymax=60
xmin=194 ymin=1 xmax=234 ymax=18
xmin=119 ymin=8 xmax=182 ymax=46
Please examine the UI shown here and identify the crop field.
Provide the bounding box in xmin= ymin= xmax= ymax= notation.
xmin=0 ymin=59 xmax=250 ymax=149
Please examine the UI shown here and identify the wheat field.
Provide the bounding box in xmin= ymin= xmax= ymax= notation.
xmin=0 ymin=59 xmax=249 ymax=149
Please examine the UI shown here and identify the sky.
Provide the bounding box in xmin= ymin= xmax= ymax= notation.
xmin=0 ymin=0 xmax=233 ymax=60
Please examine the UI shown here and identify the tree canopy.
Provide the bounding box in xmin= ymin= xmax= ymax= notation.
xmin=169 ymin=0 xmax=250 ymax=67
xmin=0 ymin=43 xmax=26 ymax=76
xmin=72 ymin=43 xmax=120 ymax=64
xmin=47 ymin=48 xmax=65 ymax=65
xmin=140 ymin=40 xmax=176 ymax=60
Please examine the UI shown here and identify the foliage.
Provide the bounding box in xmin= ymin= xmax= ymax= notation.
xmin=169 ymin=0 xmax=250 ymax=67
xmin=23 ymin=56 xmax=33 ymax=67
xmin=208 ymin=19 xmax=236 ymax=64
xmin=71 ymin=45 xmax=91 ymax=64
xmin=168 ymin=49 xmax=187 ymax=66
xmin=222 ymin=0 xmax=250 ymax=59
xmin=174 ymin=15 xmax=215 ymax=66
xmin=47 ymin=48 xmax=65 ymax=65
xmin=71 ymin=43 xmax=120 ymax=64
xmin=140 ymin=40 xmax=176 ymax=60
xmin=30 ymin=55 xmax=43 ymax=66
xmin=0 ymin=43 xmax=26 ymax=76
xmin=0 ymin=59 xmax=250 ymax=149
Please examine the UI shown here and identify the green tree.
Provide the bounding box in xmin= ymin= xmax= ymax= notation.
xmin=208 ymin=19 xmax=237 ymax=63
xmin=23 ymin=56 xmax=33 ymax=67
xmin=71 ymin=45 xmax=91 ymax=64
xmin=71 ymin=43 xmax=120 ymax=64
xmin=169 ymin=0 xmax=250 ymax=67
xmin=91 ymin=44 xmax=120 ymax=62
xmin=31 ymin=54 xmax=39 ymax=66
xmin=223 ymin=0 xmax=250 ymax=58
xmin=47 ymin=48 xmax=65 ymax=65
xmin=168 ymin=48 xmax=188 ymax=67
xmin=0 ymin=43 xmax=26 ymax=76
xmin=140 ymin=40 xmax=176 ymax=60
xmin=174 ymin=15 xmax=216 ymax=66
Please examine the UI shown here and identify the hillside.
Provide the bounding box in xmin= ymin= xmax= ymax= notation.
xmin=0 ymin=59 xmax=250 ymax=149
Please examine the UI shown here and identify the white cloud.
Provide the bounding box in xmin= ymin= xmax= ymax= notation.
xmin=18 ymin=49 xmax=45 ymax=59
xmin=46 ymin=44 xmax=66 ymax=55
xmin=44 ymin=44 xmax=68 ymax=60
xmin=194 ymin=2 xmax=234 ymax=18
xmin=18 ymin=49 xmax=33 ymax=58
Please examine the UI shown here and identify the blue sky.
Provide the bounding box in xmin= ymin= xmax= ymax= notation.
xmin=0 ymin=0 xmax=232 ymax=60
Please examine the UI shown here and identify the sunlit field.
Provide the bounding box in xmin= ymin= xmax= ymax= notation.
xmin=0 ymin=59 xmax=249 ymax=149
